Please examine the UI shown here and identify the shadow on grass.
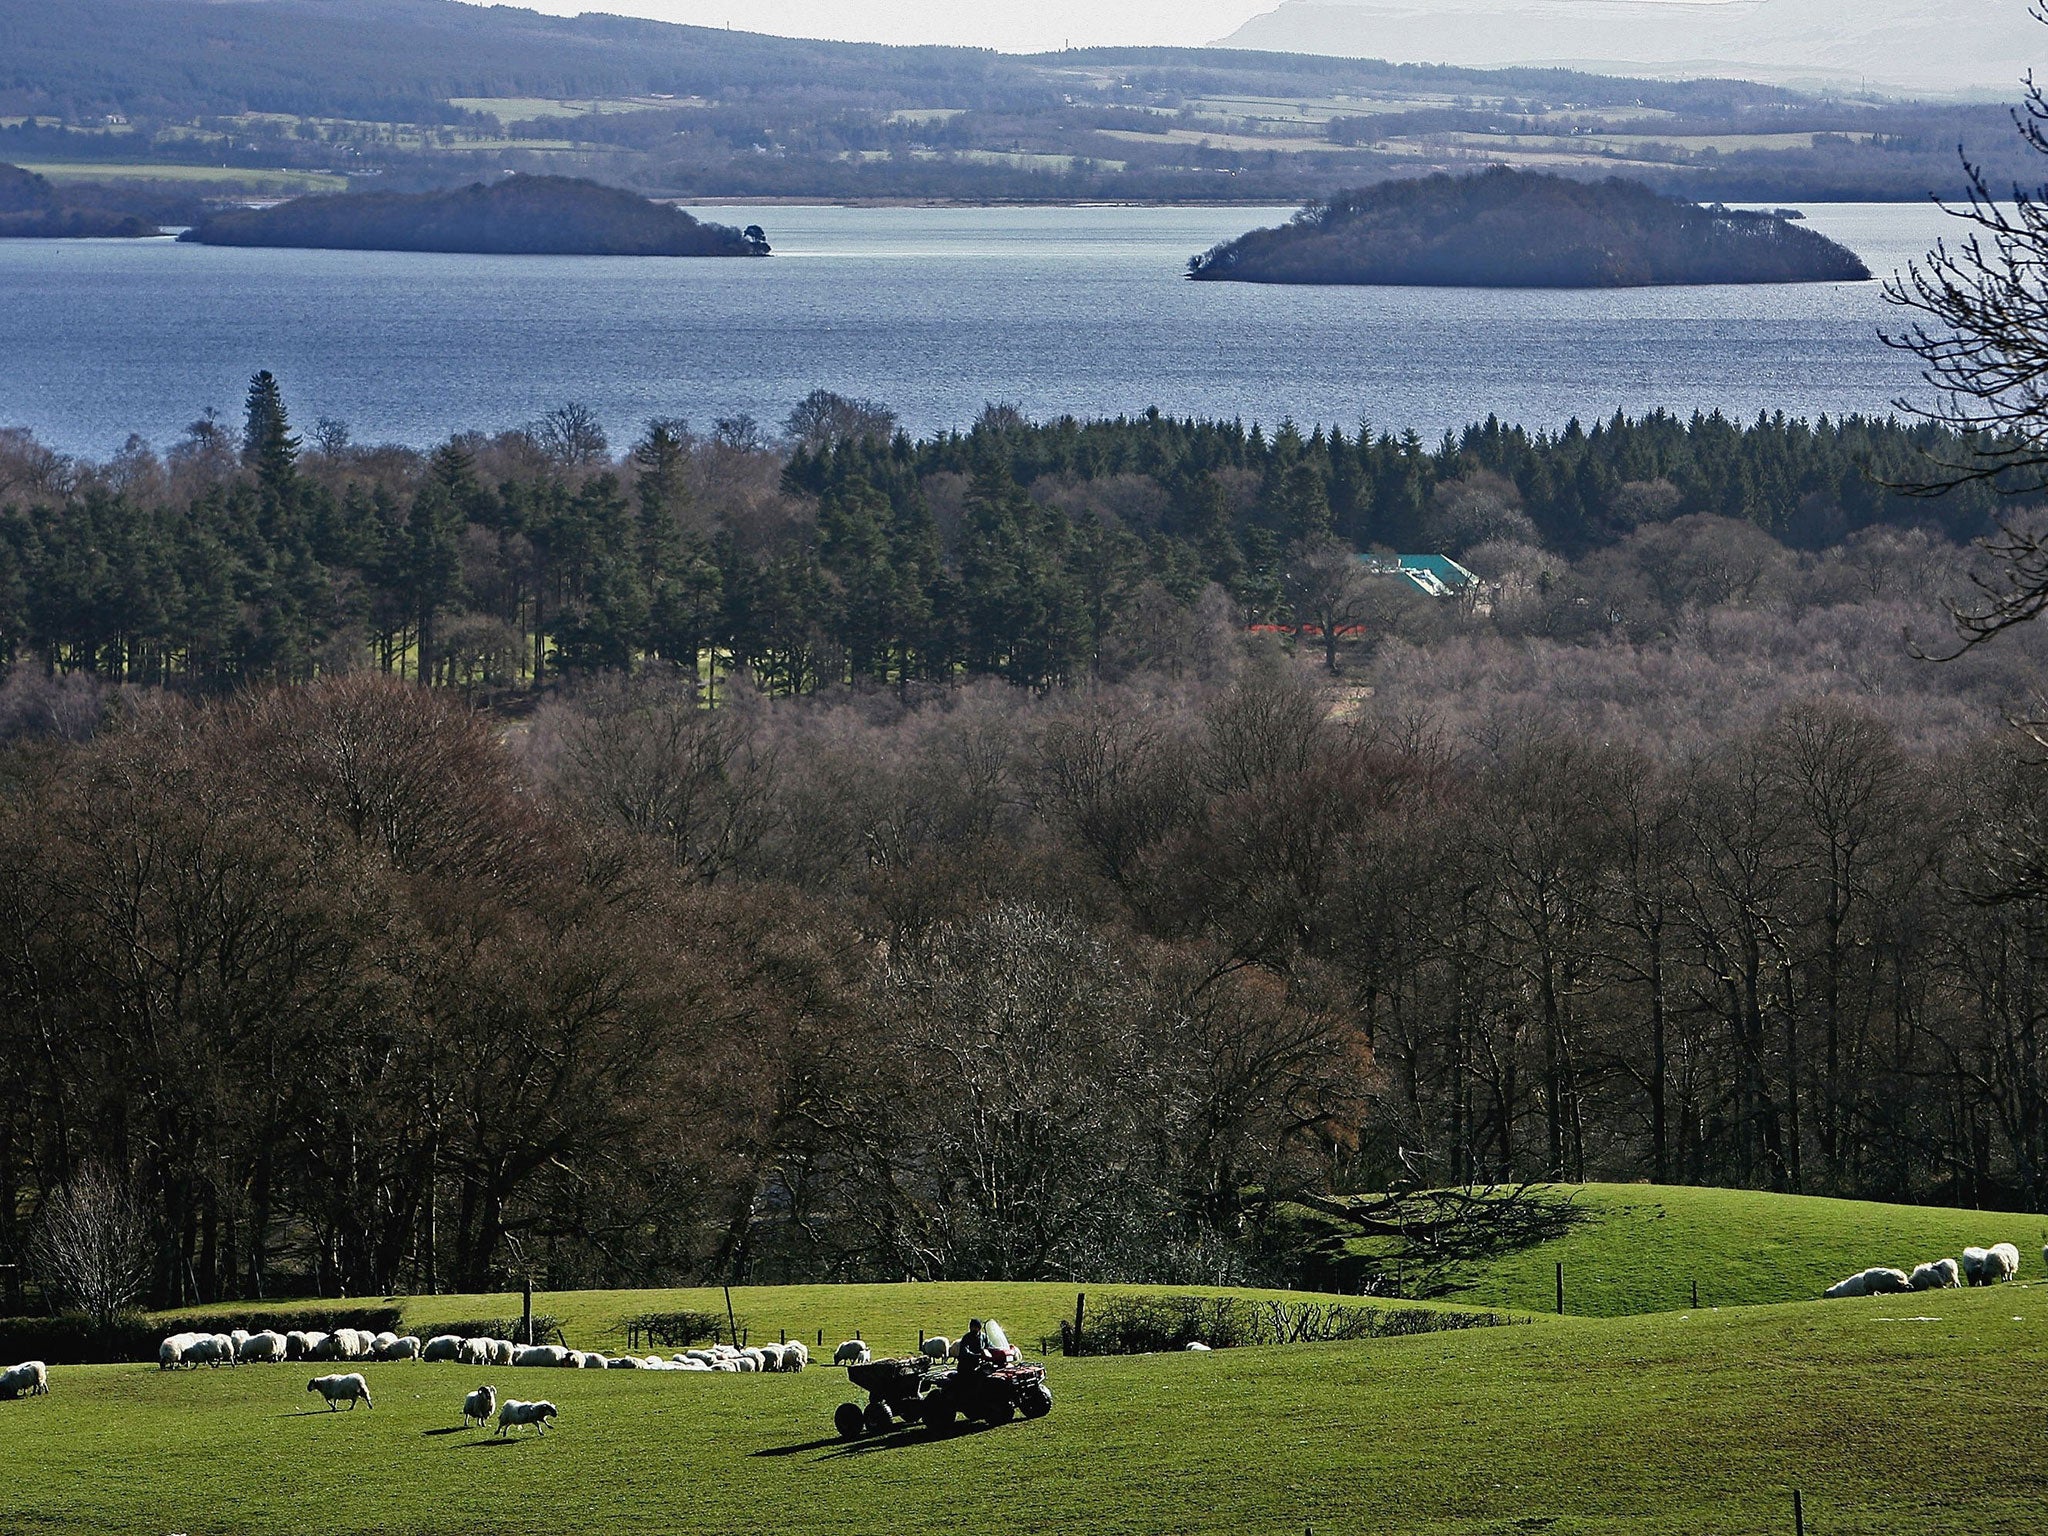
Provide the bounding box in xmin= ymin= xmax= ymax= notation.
xmin=755 ymin=1421 xmax=1006 ymax=1461
xmin=421 ymin=1426 xmax=468 ymax=1437
xmin=460 ymin=1437 xmax=525 ymax=1449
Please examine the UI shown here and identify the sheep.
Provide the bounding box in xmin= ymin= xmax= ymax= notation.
xmin=756 ymin=1342 xmax=786 ymax=1372
xmin=159 ymin=1332 xmax=200 ymax=1370
xmin=458 ymin=1338 xmax=493 ymax=1367
xmin=238 ymin=1331 xmax=288 ymax=1363
xmin=372 ymin=1331 xmax=398 ymax=1354
xmin=672 ymin=1356 xmax=710 ymax=1371
xmin=422 ymin=1335 xmax=462 ymax=1363
xmin=376 ymin=1335 xmax=422 ymax=1362
xmin=181 ymin=1334 xmax=234 ymax=1368
xmin=284 ymin=1331 xmax=311 ymax=1361
xmin=462 ymin=1384 xmax=497 ymax=1429
xmin=607 ymin=1354 xmax=642 ymax=1369
xmin=302 ymin=1331 xmax=336 ymax=1362
xmin=578 ymin=1352 xmax=609 ymax=1369
xmin=0 ymin=1360 xmax=48 ymax=1399
xmin=1185 ymin=1342 xmax=1212 ymax=1351
xmin=306 ymin=1373 xmax=373 ymax=1411
xmin=1987 ymin=1243 xmax=2022 ymax=1283
xmin=1962 ymin=1247 xmax=1990 ymax=1285
xmin=1823 ymin=1267 xmax=1912 ymax=1299
xmin=1909 ymin=1259 xmax=1962 ymax=1291
xmin=230 ymin=1329 xmax=250 ymax=1352
xmin=515 ymin=1344 xmax=567 ymax=1368
xmin=496 ymin=1399 xmax=558 ymax=1436
xmin=329 ymin=1329 xmax=366 ymax=1362
xmin=920 ymin=1336 xmax=950 ymax=1362
xmin=490 ymin=1339 xmax=517 ymax=1367
xmin=833 ymin=1340 xmax=870 ymax=1367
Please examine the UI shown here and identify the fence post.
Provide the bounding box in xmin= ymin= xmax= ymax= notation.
xmin=1555 ymin=1262 xmax=1564 ymax=1315
xmin=723 ymin=1285 xmax=738 ymax=1348
xmin=1073 ymin=1292 xmax=1087 ymax=1355
xmin=522 ymin=1277 xmax=533 ymax=1346
xmin=1691 ymin=1277 xmax=1699 ymax=1309
xmin=1793 ymin=1489 xmax=1804 ymax=1536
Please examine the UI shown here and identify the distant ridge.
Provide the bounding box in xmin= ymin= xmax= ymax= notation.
xmin=1217 ymin=0 xmax=2047 ymax=96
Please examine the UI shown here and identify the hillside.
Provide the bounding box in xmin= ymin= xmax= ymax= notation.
xmin=1298 ymin=1184 xmax=2048 ymax=1316
xmin=1220 ymin=0 xmax=2047 ymax=97
xmin=0 ymin=162 xmax=158 ymax=236
xmin=1188 ymin=167 xmax=1872 ymax=286
xmin=8 ymin=1280 xmax=2048 ymax=1533
xmin=181 ymin=175 xmax=768 ymax=255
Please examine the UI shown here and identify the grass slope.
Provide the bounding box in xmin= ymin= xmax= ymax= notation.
xmin=1409 ymin=1183 xmax=2048 ymax=1317
xmin=7 ymin=1284 xmax=2047 ymax=1534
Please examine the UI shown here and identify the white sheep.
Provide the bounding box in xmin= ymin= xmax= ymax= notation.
xmin=920 ymin=1336 xmax=950 ymax=1362
xmin=782 ymin=1341 xmax=808 ymax=1371
xmin=302 ymin=1331 xmax=336 ymax=1361
xmin=422 ymin=1335 xmax=462 ymax=1363
xmin=578 ymin=1352 xmax=609 ymax=1369
xmin=1987 ymin=1242 xmax=2022 ymax=1283
xmin=490 ymin=1339 xmax=516 ymax=1366
xmin=673 ymin=1356 xmax=710 ymax=1371
xmin=376 ymin=1335 xmax=422 ymax=1362
xmin=159 ymin=1332 xmax=199 ymax=1370
xmin=330 ymin=1329 xmax=367 ymax=1361
xmin=496 ymin=1399 xmax=557 ymax=1436
xmin=0 ymin=1360 xmax=48 ymax=1399
xmin=458 ymin=1338 xmax=493 ymax=1366
xmin=515 ymin=1344 xmax=566 ymax=1368
xmin=833 ymin=1340 xmax=870 ymax=1367
xmin=608 ymin=1354 xmax=643 ymax=1369
xmin=756 ymin=1342 xmax=786 ymax=1371
xmin=1823 ymin=1267 xmax=1911 ymax=1299
xmin=1962 ymin=1247 xmax=1990 ymax=1285
xmin=230 ymin=1329 xmax=250 ymax=1352
xmin=239 ymin=1331 xmax=288 ymax=1363
xmin=1908 ymin=1259 xmax=1961 ymax=1291
xmin=307 ymin=1373 xmax=373 ymax=1410
xmin=1185 ymin=1341 xmax=1212 ymax=1351
xmin=372 ymin=1331 xmax=398 ymax=1353
xmin=181 ymin=1334 xmax=234 ymax=1368
xmin=462 ymin=1384 xmax=497 ymax=1429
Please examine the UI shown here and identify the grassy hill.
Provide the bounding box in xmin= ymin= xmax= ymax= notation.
xmin=1314 ymin=1182 xmax=2048 ymax=1316
xmin=8 ymin=1281 xmax=2048 ymax=1534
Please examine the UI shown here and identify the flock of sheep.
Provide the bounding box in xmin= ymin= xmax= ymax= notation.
xmin=1823 ymin=1242 xmax=2033 ymax=1298
xmin=154 ymin=1326 xmax=814 ymax=1374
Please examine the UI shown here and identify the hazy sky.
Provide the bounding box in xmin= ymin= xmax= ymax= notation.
xmin=491 ymin=0 xmax=1739 ymax=56
xmin=503 ymin=0 xmax=1283 ymax=53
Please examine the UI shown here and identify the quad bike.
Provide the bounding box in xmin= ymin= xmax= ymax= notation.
xmin=834 ymin=1352 xmax=1052 ymax=1439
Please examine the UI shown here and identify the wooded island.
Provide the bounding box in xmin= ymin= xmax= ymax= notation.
xmin=181 ymin=174 xmax=770 ymax=257
xmin=1187 ymin=167 xmax=1871 ymax=287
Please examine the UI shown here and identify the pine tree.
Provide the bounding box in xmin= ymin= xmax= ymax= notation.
xmin=242 ymin=370 xmax=300 ymax=502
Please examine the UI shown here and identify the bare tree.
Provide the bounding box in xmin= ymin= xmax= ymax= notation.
xmin=30 ymin=1165 xmax=151 ymax=1323
xmin=1283 ymin=535 xmax=1373 ymax=672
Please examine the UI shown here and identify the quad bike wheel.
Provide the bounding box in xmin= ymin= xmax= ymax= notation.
xmin=923 ymin=1400 xmax=958 ymax=1432
xmin=863 ymin=1399 xmax=894 ymax=1435
xmin=834 ymin=1402 xmax=865 ymax=1440
xmin=1020 ymin=1382 xmax=1053 ymax=1419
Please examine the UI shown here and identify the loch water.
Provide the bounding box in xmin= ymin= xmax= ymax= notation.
xmin=0 ymin=201 xmax=1950 ymax=456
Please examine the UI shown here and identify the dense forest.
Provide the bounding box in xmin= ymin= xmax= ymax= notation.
xmin=1188 ymin=169 xmax=1872 ymax=287
xmin=3 ymin=381 xmax=2048 ymax=1311
xmin=183 ymin=176 xmax=768 ymax=257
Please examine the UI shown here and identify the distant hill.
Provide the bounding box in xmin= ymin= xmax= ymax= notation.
xmin=1187 ymin=167 xmax=1872 ymax=287
xmin=181 ymin=175 xmax=769 ymax=256
xmin=0 ymin=162 xmax=158 ymax=237
xmin=1219 ymin=0 xmax=2047 ymax=97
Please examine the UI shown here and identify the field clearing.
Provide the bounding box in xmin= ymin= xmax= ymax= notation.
xmin=1097 ymin=127 xmax=1349 ymax=154
xmin=9 ymin=1285 xmax=2048 ymax=1534
xmin=17 ymin=163 xmax=347 ymax=192
xmin=1329 ymin=1183 xmax=2048 ymax=1316
xmin=448 ymin=96 xmax=699 ymax=122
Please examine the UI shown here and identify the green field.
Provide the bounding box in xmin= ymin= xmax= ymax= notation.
xmin=19 ymin=163 xmax=348 ymax=193
xmin=1321 ymin=1183 xmax=2048 ymax=1316
xmin=8 ymin=1186 xmax=2047 ymax=1533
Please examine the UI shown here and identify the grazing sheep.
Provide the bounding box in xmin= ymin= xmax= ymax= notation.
xmin=239 ymin=1331 xmax=288 ymax=1363
xmin=1962 ymin=1247 xmax=1990 ymax=1285
xmin=1823 ymin=1267 xmax=1912 ymax=1299
xmin=376 ymin=1335 xmax=422 ymax=1362
xmin=230 ymin=1329 xmax=250 ymax=1352
xmin=181 ymin=1334 xmax=234 ymax=1368
xmin=515 ymin=1345 xmax=567 ymax=1368
xmin=462 ymin=1384 xmax=497 ymax=1429
xmin=496 ymin=1399 xmax=558 ymax=1436
xmin=159 ymin=1333 xmax=201 ymax=1370
xmin=331 ymin=1329 xmax=368 ymax=1362
xmin=1185 ymin=1342 xmax=1212 ymax=1351
xmin=1909 ymin=1259 xmax=1962 ymax=1291
xmin=756 ymin=1343 xmax=786 ymax=1371
xmin=372 ymin=1331 xmax=398 ymax=1353
xmin=0 ymin=1361 xmax=48 ymax=1399
xmin=422 ymin=1335 xmax=462 ymax=1363
xmin=490 ymin=1339 xmax=517 ymax=1367
xmin=303 ymin=1331 xmax=337 ymax=1362
xmin=1988 ymin=1243 xmax=2022 ymax=1283
xmin=920 ymin=1337 xmax=950 ymax=1362
xmin=306 ymin=1373 xmax=373 ymax=1411
xmin=785 ymin=1340 xmax=809 ymax=1369
xmin=458 ymin=1338 xmax=493 ymax=1367
xmin=833 ymin=1341 xmax=870 ymax=1367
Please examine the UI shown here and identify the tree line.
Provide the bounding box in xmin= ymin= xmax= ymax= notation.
xmin=0 ymin=380 xmax=2020 ymax=697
